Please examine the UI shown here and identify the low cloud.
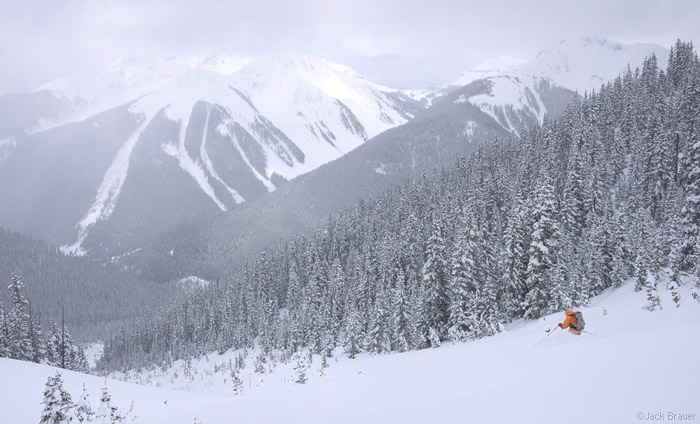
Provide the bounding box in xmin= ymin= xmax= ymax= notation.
xmin=0 ymin=0 xmax=698 ymax=93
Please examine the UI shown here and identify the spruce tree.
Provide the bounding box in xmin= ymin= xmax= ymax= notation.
xmin=0 ymin=289 xmax=7 ymax=358
xmin=342 ymin=286 xmax=363 ymax=358
xmin=95 ymin=384 xmax=126 ymax=424
xmin=523 ymin=179 xmax=561 ymax=319
xmin=74 ymin=383 xmax=95 ymax=423
xmin=643 ymin=270 xmax=663 ymax=312
xmin=46 ymin=321 xmax=61 ymax=367
xmin=447 ymin=222 xmax=478 ymax=341
xmin=293 ymin=351 xmax=308 ymax=384
xmin=39 ymin=372 xmax=75 ymax=424
xmin=7 ymin=273 xmax=33 ymax=361
xmin=680 ymin=131 xmax=700 ymax=273
xmin=390 ymin=268 xmax=411 ymax=352
xmin=230 ymin=368 xmax=243 ymax=395
xmin=500 ymin=202 xmax=527 ymax=319
xmin=421 ymin=213 xmax=449 ymax=341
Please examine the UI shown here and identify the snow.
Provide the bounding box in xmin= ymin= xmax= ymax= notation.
xmin=454 ymin=56 xmax=527 ymax=86
xmin=400 ymin=87 xmax=443 ymax=106
xmin=464 ymin=121 xmax=476 ymax=138
xmin=443 ymin=37 xmax=669 ymax=133
xmin=374 ymin=163 xmax=387 ymax=175
xmin=526 ymin=37 xmax=669 ymax=93
xmin=23 ymin=53 xmax=415 ymax=242
xmin=176 ymin=276 xmax=211 ymax=289
xmin=231 ymin=53 xmax=409 ymax=180
xmin=172 ymin=105 xmax=227 ymax=212
xmin=61 ymin=118 xmax=153 ymax=256
xmin=2 ymin=277 xmax=697 ymax=423
xmin=228 ymin=129 xmax=277 ymax=193
xmin=0 ymin=137 xmax=16 ymax=163
xmin=83 ymin=343 xmax=104 ymax=370
xmin=454 ymin=37 xmax=669 ymax=95
xmin=132 ymin=68 xmax=282 ymax=198
xmin=34 ymin=53 xmax=255 ymax=132
xmin=199 ymin=107 xmax=245 ymax=205
xmin=459 ymin=72 xmax=547 ymax=133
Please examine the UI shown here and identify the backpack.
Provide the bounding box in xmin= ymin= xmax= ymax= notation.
xmin=572 ymin=311 xmax=585 ymax=331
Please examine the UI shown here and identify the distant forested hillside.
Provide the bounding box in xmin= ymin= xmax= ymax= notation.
xmin=0 ymin=227 xmax=172 ymax=338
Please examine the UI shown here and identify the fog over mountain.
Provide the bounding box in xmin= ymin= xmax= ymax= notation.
xmin=1 ymin=0 xmax=697 ymax=93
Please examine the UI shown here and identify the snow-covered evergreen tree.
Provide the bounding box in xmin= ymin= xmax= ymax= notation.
xmin=0 ymin=288 xmax=7 ymax=358
xmin=7 ymin=273 xmax=34 ymax=361
xmin=95 ymin=384 xmax=127 ymax=424
xmin=293 ymin=351 xmax=308 ymax=384
xmin=39 ymin=373 xmax=74 ymax=424
xmin=523 ymin=179 xmax=561 ymax=319
xmin=74 ymin=383 xmax=95 ymax=423
xmin=342 ymin=286 xmax=363 ymax=358
xmin=230 ymin=368 xmax=243 ymax=395
xmin=680 ymin=131 xmax=700 ymax=273
xmin=421 ymin=213 xmax=449 ymax=341
xmin=447 ymin=222 xmax=479 ymax=341
xmin=643 ymin=271 xmax=663 ymax=311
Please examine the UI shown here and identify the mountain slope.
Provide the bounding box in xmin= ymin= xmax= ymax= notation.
xmin=0 ymin=38 xmax=665 ymax=261
xmin=525 ymin=37 xmax=670 ymax=93
xmin=120 ymin=74 xmax=575 ymax=282
xmin=0 ymin=227 xmax=169 ymax=338
xmin=0 ymin=54 xmax=420 ymax=254
xmin=2 ymin=280 xmax=698 ymax=423
xmin=453 ymin=37 xmax=669 ymax=94
xmin=407 ymin=37 xmax=667 ymax=134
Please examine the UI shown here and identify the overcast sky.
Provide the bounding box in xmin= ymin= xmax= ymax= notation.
xmin=1 ymin=0 xmax=698 ymax=94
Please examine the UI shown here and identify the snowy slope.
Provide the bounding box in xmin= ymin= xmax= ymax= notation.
xmin=452 ymin=71 xmax=554 ymax=134
xmin=34 ymin=53 xmax=255 ymax=131
xmin=232 ymin=53 xmax=416 ymax=179
xmin=3 ymin=278 xmax=697 ymax=423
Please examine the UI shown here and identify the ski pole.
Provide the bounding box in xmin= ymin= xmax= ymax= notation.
xmin=582 ymin=330 xmax=596 ymax=336
xmin=534 ymin=327 xmax=559 ymax=347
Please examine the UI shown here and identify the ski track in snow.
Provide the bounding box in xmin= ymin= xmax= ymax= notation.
xmin=61 ymin=117 xmax=153 ymax=255
xmin=199 ymin=107 xmax=245 ymax=204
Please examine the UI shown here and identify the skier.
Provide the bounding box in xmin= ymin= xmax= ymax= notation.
xmin=557 ymin=309 xmax=584 ymax=335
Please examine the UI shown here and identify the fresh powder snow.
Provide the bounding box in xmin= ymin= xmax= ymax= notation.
xmin=2 ymin=278 xmax=697 ymax=424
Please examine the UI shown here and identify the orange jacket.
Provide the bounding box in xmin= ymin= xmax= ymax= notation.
xmin=560 ymin=310 xmax=582 ymax=334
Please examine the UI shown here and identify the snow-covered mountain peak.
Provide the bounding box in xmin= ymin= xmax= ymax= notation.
xmin=99 ymin=54 xmax=191 ymax=93
xmin=527 ymin=36 xmax=669 ymax=92
xmin=452 ymin=37 xmax=668 ymax=94
xmin=453 ymin=56 xmax=528 ymax=87
xmin=131 ymin=68 xmax=252 ymax=123
xmin=37 ymin=53 xmax=254 ymax=116
xmin=236 ymin=53 xmax=375 ymax=102
xmin=196 ymin=53 xmax=256 ymax=74
xmin=535 ymin=37 xmax=625 ymax=58
xmin=234 ymin=53 xmax=412 ymax=140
